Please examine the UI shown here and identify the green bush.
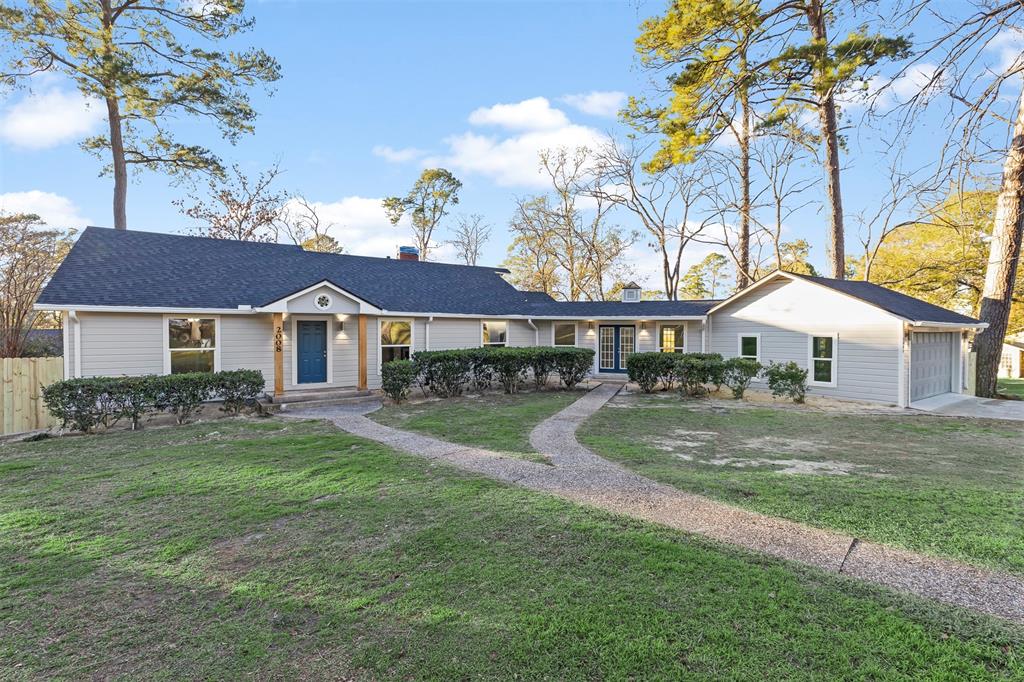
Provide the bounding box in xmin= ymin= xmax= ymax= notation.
xmin=151 ymin=373 xmax=214 ymax=424
xmin=626 ymin=352 xmax=677 ymax=393
xmin=528 ymin=346 xmax=559 ymax=390
xmin=215 ymin=369 xmax=266 ymax=414
xmin=111 ymin=375 xmax=159 ymax=429
xmin=722 ymin=357 xmax=762 ymax=399
xmin=551 ymin=347 xmax=594 ymax=389
xmin=673 ymin=352 xmax=725 ymax=397
xmin=42 ymin=378 xmax=111 ymax=433
xmin=413 ymin=350 xmax=471 ymax=397
xmin=489 ymin=347 xmax=530 ymax=394
xmin=464 ymin=347 xmax=494 ymax=391
xmin=764 ymin=361 xmax=808 ymax=403
xmin=381 ymin=359 xmax=418 ymax=403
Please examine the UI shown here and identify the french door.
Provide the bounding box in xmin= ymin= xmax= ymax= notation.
xmin=598 ymin=325 xmax=635 ymax=373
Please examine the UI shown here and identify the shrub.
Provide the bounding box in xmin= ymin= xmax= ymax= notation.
xmin=528 ymin=346 xmax=558 ymax=390
xmin=626 ymin=352 xmax=676 ymax=393
xmin=552 ymin=347 xmax=594 ymax=389
xmin=764 ymin=361 xmax=808 ymax=403
xmin=489 ymin=347 xmax=530 ymax=394
xmin=150 ymin=373 xmax=214 ymax=424
xmin=111 ymin=375 xmax=159 ymax=429
xmin=381 ymin=359 xmax=418 ymax=403
xmin=413 ymin=350 xmax=471 ymax=397
xmin=214 ymin=369 xmax=266 ymax=414
xmin=722 ymin=358 xmax=762 ymax=399
xmin=465 ymin=347 xmax=494 ymax=391
xmin=673 ymin=352 xmax=725 ymax=397
xmin=42 ymin=378 xmax=110 ymax=433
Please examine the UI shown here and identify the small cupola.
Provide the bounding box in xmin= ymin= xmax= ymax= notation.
xmin=621 ymin=281 xmax=641 ymax=302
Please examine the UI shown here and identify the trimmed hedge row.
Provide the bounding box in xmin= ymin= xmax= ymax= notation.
xmin=382 ymin=346 xmax=595 ymax=403
xmin=42 ymin=369 xmax=266 ymax=433
xmin=625 ymin=352 xmax=808 ymax=402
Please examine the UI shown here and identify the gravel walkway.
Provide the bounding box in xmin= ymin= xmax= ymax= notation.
xmin=287 ymin=384 xmax=1024 ymax=624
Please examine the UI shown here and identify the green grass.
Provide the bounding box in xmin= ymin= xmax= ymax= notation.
xmin=999 ymin=377 xmax=1024 ymax=399
xmin=579 ymin=393 xmax=1024 ymax=575
xmin=1 ymin=419 xmax=1020 ymax=678
xmin=371 ymin=389 xmax=582 ymax=463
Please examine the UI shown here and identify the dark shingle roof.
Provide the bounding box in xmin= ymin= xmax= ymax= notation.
xmin=788 ymin=273 xmax=980 ymax=325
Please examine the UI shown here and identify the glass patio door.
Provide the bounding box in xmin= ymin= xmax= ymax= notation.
xmin=598 ymin=325 xmax=635 ymax=373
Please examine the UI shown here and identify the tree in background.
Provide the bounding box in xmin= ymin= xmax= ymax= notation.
xmin=0 ymin=213 xmax=75 ymax=358
xmin=383 ymin=169 xmax=462 ymax=261
xmin=587 ymin=138 xmax=717 ymax=299
xmin=0 ymin=0 xmax=280 ymax=230
xmin=448 ymin=214 xmax=492 ymax=266
xmin=502 ymin=226 xmax=562 ymax=296
xmin=175 ymin=164 xmax=286 ymax=242
xmin=679 ymin=253 xmax=731 ymax=299
xmin=280 ymin=197 xmax=342 ymax=253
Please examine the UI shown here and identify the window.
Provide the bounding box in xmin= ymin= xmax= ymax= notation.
xmin=482 ymin=320 xmax=507 ymax=347
xmin=167 ymin=317 xmax=217 ymax=374
xmin=659 ymin=324 xmax=686 ymax=353
xmin=809 ymin=334 xmax=837 ymax=386
xmin=623 ymin=288 xmax=640 ymax=302
xmin=380 ymin=320 xmax=412 ymax=363
xmin=738 ymin=334 xmax=760 ymax=361
xmin=554 ymin=322 xmax=577 ymax=347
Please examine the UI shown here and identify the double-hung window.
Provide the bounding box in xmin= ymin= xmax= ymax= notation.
xmin=809 ymin=334 xmax=837 ymax=386
xmin=553 ymin=322 xmax=577 ymax=347
xmin=167 ymin=317 xmax=218 ymax=373
xmin=659 ymin=324 xmax=686 ymax=353
xmin=380 ymin=320 xmax=412 ymax=363
xmin=738 ymin=334 xmax=760 ymax=362
xmin=482 ymin=320 xmax=507 ymax=347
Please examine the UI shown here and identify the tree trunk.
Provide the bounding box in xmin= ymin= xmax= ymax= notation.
xmin=101 ymin=0 xmax=128 ymax=230
xmin=736 ymin=44 xmax=752 ymax=289
xmin=974 ymin=94 xmax=1024 ymax=398
xmin=106 ymin=96 xmax=128 ymax=230
xmin=806 ymin=0 xmax=845 ymax=279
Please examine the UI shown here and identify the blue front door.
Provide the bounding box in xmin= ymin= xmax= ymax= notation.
xmin=297 ymin=320 xmax=327 ymax=384
xmin=598 ymin=325 xmax=636 ymax=373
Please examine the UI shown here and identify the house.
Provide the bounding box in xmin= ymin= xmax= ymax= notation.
xmin=35 ymin=227 xmax=986 ymax=407
xmin=1000 ymin=334 xmax=1024 ymax=379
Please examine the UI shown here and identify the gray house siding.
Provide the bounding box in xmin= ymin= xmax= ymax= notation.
xmin=708 ymin=278 xmax=902 ymax=404
xmin=78 ymin=312 xmax=163 ymax=377
xmin=221 ymin=314 xmax=275 ymax=392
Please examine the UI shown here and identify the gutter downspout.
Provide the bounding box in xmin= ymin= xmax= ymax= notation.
xmin=69 ymin=310 xmax=82 ymax=378
xmin=526 ymin=318 xmax=538 ymax=345
xmin=702 ymin=316 xmax=708 ymax=353
xmin=425 ymin=316 xmax=433 ymax=350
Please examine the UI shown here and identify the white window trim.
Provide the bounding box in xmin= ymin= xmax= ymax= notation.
xmin=480 ymin=319 xmax=509 ymax=347
xmin=737 ymin=333 xmax=761 ymax=362
xmin=808 ymin=333 xmax=839 ymax=388
xmin=290 ymin=315 xmax=334 ymax=387
xmin=379 ymin=317 xmax=414 ymax=371
xmin=162 ymin=314 xmax=221 ymax=375
xmin=658 ymin=322 xmax=687 ymax=353
xmin=552 ymin=321 xmax=578 ymax=347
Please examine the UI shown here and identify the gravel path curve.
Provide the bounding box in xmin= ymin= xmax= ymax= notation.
xmin=287 ymin=384 xmax=1024 ymax=624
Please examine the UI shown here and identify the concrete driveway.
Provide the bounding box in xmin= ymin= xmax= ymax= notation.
xmin=910 ymin=393 xmax=1024 ymax=421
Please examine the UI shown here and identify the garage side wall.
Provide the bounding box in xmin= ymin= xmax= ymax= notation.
xmin=708 ymin=278 xmax=903 ymax=404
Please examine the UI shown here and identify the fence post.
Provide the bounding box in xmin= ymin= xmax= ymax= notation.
xmin=966 ymin=351 xmax=978 ymax=396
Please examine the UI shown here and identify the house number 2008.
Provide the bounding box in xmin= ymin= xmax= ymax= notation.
xmin=274 ymin=326 xmax=284 ymax=353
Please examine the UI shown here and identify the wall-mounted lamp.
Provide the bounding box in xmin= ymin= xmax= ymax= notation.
xmin=337 ymin=320 xmax=345 ymax=333
xmin=588 ymin=321 xmax=595 ymax=331
xmin=640 ymin=321 xmax=648 ymax=331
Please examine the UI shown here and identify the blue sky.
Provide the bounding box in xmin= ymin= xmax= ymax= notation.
xmin=0 ymin=0 xmax=1020 ymax=289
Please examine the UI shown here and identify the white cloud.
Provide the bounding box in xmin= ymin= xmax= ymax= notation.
xmin=468 ymin=96 xmax=570 ymax=131
xmin=0 ymin=190 xmax=92 ymax=229
xmin=288 ymin=195 xmax=410 ymax=259
xmin=372 ymin=145 xmax=427 ymax=163
xmin=560 ymin=91 xmax=626 ymax=117
xmin=987 ymin=28 xmax=1024 ymax=74
xmin=0 ymin=88 xmax=105 ymax=149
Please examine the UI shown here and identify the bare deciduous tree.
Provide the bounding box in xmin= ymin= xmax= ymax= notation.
xmin=175 ymin=163 xmax=287 ymax=242
xmin=0 ymin=213 xmax=75 ymax=358
xmin=280 ymin=197 xmax=341 ymax=253
xmin=448 ymin=214 xmax=491 ymax=266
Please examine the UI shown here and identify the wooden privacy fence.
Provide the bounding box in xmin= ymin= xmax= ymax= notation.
xmin=1 ymin=358 xmax=63 ymax=436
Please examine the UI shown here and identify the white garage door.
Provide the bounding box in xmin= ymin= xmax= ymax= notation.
xmin=911 ymin=332 xmax=956 ymax=401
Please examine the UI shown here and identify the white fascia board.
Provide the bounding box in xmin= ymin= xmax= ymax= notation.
xmin=910 ymin=320 xmax=988 ymax=330
xmin=257 ymin=280 xmax=381 ymax=314
xmin=34 ymin=303 xmax=257 ymax=314
xmin=375 ymin=310 xmax=708 ymax=321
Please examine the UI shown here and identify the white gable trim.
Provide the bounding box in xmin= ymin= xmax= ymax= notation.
xmin=257 ymin=280 xmax=381 ymax=314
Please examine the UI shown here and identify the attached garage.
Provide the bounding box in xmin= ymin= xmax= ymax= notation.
xmin=910 ymin=332 xmax=957 ymax=401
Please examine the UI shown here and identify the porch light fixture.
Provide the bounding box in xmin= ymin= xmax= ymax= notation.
xmin=588 ymin=321 xmax=595 ymax=331
xmin=640 ymin=321 xmax=648 ymax=331
xmin=337 ymin=319 xmax=345 ymax=333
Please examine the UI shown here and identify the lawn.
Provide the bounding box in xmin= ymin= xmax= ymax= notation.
xmin=579 ymin=392 xmax=1024 ymax=575
xmin=999 ymin=377 xmax=1024 ymax=399
xmin=1 ymin=419 xmax=1020 ymax=678
xmin=370 ymin=389 xmax=583 ymax=462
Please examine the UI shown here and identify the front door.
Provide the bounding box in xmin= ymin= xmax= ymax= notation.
xmin=599 ymin=325 xmax=635 ymax=373
xmin=297 ymin=320 xmax=328 ymax=384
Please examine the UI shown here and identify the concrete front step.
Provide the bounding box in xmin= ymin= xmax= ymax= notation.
xmin=276 ymin=394 xmax=380 ymax=411
xmin=270 ymin=388 xmax=374 ymax=406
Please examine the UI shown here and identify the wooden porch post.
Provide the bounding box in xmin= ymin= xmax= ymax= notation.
xmin=357 ymin=314 xmax=368 ymax=390
xmin=273 ymin=313 xmax=284 ymax=397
